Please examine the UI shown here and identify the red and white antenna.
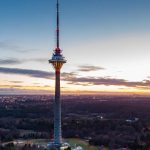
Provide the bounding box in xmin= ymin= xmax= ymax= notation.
xmin=56 ymin=0 xmax=60 ymax=53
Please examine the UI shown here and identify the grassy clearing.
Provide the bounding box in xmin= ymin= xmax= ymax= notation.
xmin=66 ymin=138 xmax=98 ymax=150
xmin=29 ymin=138 xmax=98 ymax=150
xmin=2 ymin=138 xmax=98 ymax=150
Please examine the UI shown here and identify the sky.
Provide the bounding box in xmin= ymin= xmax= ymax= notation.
xmin=0 ymin=0 xmax=150 ymax=95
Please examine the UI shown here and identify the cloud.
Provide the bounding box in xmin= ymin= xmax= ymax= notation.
xmin=64 ymin=76 xmax=150 ymax=89
xmin=31 ymin=58 xmax=47 ymax=63
xmin=0 ymin=58 xmax=48 ymax=65
xmin=0 ymin=67 xmax=53 ymax=79
xmin=0 ymin=67 xmax=75 ymax=80
xmin=0 ymin=67 xmax=150 ymax=90
xmin=61 ymin=72 xmax=77 ymax=78
xmin=9 ymin=81 xmax=23 ymax=83
xmin=78 ymin=65 xmax=105 ymax=72
xmin=0 ymin=58 xmax=22 ymax=65
xmin=0 ymin=41 xmax=38 ymax=52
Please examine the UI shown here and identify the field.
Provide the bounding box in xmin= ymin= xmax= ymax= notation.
xmin=30 ymin=138 xmax=98 ymax=150
xmin=67 ymin=138 xmax=98 ymax=150
xmin=2 ymin=138 xmax=98 ymax=150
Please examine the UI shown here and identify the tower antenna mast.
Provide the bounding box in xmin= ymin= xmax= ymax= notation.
xmin=56 ymin=0 xmax=60 ymax=52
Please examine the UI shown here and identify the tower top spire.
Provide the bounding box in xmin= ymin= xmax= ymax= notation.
xmin=56 ymin=0 xmax=60 ymax=52
xmin=49 ymin=0 xmax=66 ymax=68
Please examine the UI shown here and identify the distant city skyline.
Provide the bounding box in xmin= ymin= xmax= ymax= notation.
xmin=0 ymin=0 xmax=150 ymax=95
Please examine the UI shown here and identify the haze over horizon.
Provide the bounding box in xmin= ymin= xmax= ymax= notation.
xmin=0 ymin=0 xmax=150 ymax=95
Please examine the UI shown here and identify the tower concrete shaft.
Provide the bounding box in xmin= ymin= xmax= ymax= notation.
xmin=54 ymin=70 xmax=62 ymax=145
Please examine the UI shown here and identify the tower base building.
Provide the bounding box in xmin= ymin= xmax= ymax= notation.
xmin=47 ymin=142 xmax=71 ymax=150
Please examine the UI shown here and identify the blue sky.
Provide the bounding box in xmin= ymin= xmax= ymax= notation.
xmin=0 ymin=0 xmax=150 ymax=94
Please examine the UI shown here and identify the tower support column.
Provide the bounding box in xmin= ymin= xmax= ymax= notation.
xmin=54 ymin=70 xmax=62 ymax=145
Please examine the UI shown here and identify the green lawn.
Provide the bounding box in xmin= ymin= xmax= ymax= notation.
xmin=66 ymin=138 xmax=98 ymax=150
xmin=29 ymin=138 xmax=98 ymax=150
xmin=2 ymin=138 xmax=98 ymax=150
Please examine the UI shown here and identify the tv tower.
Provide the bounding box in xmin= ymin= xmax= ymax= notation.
xmin=48 ymin=0 xmax=67 ymax=149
